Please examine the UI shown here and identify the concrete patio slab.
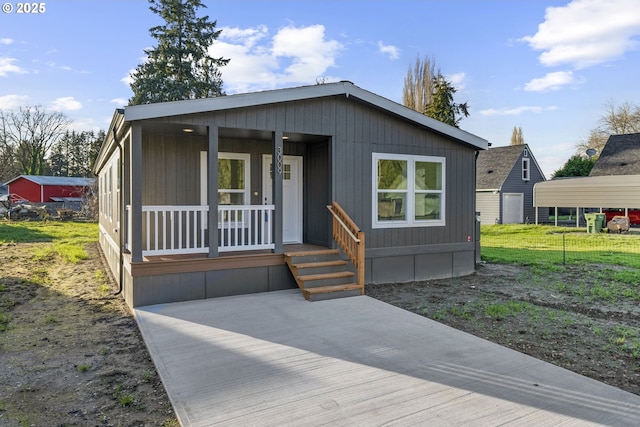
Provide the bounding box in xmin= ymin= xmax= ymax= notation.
xmin=135 ymin=290 xmax=640 ymax=426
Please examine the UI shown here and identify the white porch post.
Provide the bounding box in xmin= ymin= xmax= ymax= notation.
xmin=272 ymin=130 xmax=284 ymax=253
xmin=130 ymin=122 xmax=143 ymax=263
xmin=208 ymin=125 xmax=219 ymax=258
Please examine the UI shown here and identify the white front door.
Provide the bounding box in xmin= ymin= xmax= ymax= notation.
xmin=263 ymin=155 xmax=303 ymax=244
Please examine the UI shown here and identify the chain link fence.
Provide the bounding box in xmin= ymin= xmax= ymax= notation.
xmin=480 ymin=227 xmax=640 ymax=268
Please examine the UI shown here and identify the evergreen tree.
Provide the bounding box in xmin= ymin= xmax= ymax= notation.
xmin=48 ymin=130 xmax=105 ymax=177
xmin=510 ymin=126 xmax=524 ymax=145
xmin=551 ymin=155 xmax=596 ymax=178
xmin=424 ymin=74 xmax=470 ymax=128
xmin=129 ymin=0 xmax=229 ymax=105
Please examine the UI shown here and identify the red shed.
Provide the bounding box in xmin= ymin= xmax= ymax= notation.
xmin=4 ymin=175 xmax=95 ymax=203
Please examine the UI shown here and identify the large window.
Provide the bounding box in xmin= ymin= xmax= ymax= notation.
xmin=372 ymin=153 xmax=445 ymax=228
xmin=218 ymin=153 xmax=250 ymax=205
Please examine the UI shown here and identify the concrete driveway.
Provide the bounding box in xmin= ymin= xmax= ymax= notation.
xmin=135 ymin=290 xmax=640 ymax=426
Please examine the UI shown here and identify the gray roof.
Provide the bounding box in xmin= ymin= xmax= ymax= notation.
xmin=476 ymin=144 xmax=528 ymax=190
xmin=589 ymin=133 xmax=640 ymax=176
xmin=4 ymin=175 xmax=95 ymax=187
xmin=123 ymin=81 xmax=489 ymax=150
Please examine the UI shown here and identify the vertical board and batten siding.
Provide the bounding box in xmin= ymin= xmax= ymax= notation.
xmin=130 ymin=94 xmax=478 ymax=296
xmin=146 ymin=97 xmax=477 ymax=251
xmin=177 ymin=97 xmax=475 ymax=249
xmin=142 ymin=133 xmax=205 ymax=206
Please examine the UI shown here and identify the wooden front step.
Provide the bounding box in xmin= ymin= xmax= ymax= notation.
xmin=289 ymin=260 xmax=348 ymax=276
xmin=284 ymin=249 xmax=363 ymax=301
xmin=297 ymin=271 xmax=355 ymax=288
xmin=302 ymin=284 xmax=362 ymax=301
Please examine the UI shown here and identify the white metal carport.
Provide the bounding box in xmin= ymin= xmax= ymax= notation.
xmin=533 ymin=175 xmax=640 ymax=226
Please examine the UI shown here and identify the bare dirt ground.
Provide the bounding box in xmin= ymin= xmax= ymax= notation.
xmin=1 ymin=238 xmax=639 ymax=426
xmin=367 ymin=262 xmax=640 ymax=396
xmin=0 ymin=242 xmax=177 ymax=426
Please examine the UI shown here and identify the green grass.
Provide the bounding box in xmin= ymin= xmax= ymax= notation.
xmin=0 ymin=220 xmax=97 ymax=263
xmin=481 ymin=224 xmax=640 ymax=268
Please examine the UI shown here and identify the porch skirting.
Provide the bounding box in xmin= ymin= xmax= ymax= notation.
xmin=122 ymin=253 xmax=297 ymax=307
xmin=103 ymin=238 xmax=476 ymax=308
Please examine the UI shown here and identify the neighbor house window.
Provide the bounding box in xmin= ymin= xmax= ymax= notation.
xmin=218 ymin=152 xmax=250 ymax=205
xmin=372 ymin=153 xmax=445 ymax=228
xmin=522 ymin=158 xmax=530 ymax=181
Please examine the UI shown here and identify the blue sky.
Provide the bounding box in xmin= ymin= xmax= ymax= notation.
xmin=1 ymin=0 xmax=639 ymax=177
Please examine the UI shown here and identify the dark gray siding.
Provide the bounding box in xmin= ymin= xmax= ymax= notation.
xmin=139 ymin=95 xmax=479 ymax=285
xmin=159 ymin=96 xmax=478 ymax=250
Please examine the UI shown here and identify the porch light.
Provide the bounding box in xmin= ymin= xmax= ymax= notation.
xmin=282 ymin=135 xmax=289 ymax=140
xmin=182 ymin=128 xmax=194 ymax=133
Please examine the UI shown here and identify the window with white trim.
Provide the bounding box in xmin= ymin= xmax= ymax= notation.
xmin=522 ymin=158 xmax=530 ymax=181
xmin=372 ymin=153 xmax=445 ymax=228
xmin=218 ymin=152 xmax=250 ymax=205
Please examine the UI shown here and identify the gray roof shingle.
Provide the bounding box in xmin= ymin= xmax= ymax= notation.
xmin=590 ymin=133 xmax=640 ymax=176
xmin=476 ymin=145 xmax=526 ymax=190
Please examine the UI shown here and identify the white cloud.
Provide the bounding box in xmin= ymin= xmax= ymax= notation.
xmin=479 ymin=105 xmax=558 ymax=116
xmin=447 ymin=72 xmax=466 ymax=90
xmin=377 ymin=41 xmax=399 ymax=60
xmin=0 ymin=94 xmax=29 ymax=110
xmin=110 ymin=98 xmax=128 ymax=107
xmin=521 ymin=0 xmax=640 ymax=68
xmin=50 ymin=96 xmax=82 ymax=111
xmin=121 ymin=69 xmax=135 ymax=86
xmin=524 ymin=71 xmax=577 ymax=92
xmin=0 ymin=38 xmax=13 ymax=45
xmin=0 ymin=57 xmax=26 ymax=77
xmin=217 ymin=24 xmax=343 ymax=93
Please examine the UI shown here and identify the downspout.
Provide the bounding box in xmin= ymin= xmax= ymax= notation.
xmin=114 ymin=127 xmax=124 ymax=296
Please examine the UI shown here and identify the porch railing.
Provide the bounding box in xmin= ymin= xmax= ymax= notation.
xmin=327 ymin=201 xmax=365 ymax=289
xmin=125 ymin=204 xmax=274 ymax=256
xmin=218 ymin=205 xmax=274 ymax=252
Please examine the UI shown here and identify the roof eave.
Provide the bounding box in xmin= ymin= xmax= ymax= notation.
xmin=123 ymin=81 xmax=489 ymax=151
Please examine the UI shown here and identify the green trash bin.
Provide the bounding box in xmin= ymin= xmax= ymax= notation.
xmin=585 ymin=213 xmax=606 ymax=233
xmin=595 ymin=213 xmax=606 ymax=232
xmin=584 ymin=213 xmax=597 ymax=233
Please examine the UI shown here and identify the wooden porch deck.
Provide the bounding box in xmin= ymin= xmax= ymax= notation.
xmin=130 ymin=244 xmax=328 ymax=277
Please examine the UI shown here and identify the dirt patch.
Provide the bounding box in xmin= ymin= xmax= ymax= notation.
xmin=0 ymin=242 xmax=177 ymax=426
xmin=367 ymin=262 xmax=640 ymax=396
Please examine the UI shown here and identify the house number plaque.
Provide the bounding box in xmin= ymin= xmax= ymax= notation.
xmin=276 ymin=146 xmax=283 ymax=175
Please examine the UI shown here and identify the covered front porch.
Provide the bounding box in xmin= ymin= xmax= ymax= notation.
xmin=124 ymin=120 xmax=332 ymax=263
xmin=114 ymin=120 xmax=363 ymax=306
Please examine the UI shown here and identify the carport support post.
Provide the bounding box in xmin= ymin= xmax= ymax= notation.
xmin=208 ymin=125 xmax=219 ymax=258
xmin=272 ymin=130 xmax=284 ymax=254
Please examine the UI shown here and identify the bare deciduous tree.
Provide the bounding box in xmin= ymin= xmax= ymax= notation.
xmin=0 ymin=106 xmax=70 ymax=179
xmin=510 ymin=126 xmax=524 ymax=145
xmin=577 ymin=100 xmax=640 ymax=156
xmin=402 ymin=55 xmax=439 ymax=114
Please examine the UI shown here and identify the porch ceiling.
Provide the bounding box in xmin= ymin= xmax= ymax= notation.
xmin=141 ymin=121 xmax=329 ymax=143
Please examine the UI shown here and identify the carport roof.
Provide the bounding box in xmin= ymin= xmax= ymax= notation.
xmin=534 ymin=175 xmax=640 ymax=208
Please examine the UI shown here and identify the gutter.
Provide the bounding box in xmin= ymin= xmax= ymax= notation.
xmin=113 ymin=127 xmax=124 ymax=296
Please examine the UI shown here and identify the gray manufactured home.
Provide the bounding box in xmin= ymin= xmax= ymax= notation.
xmin=94 ymin=81 xmax=488 ymax=308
